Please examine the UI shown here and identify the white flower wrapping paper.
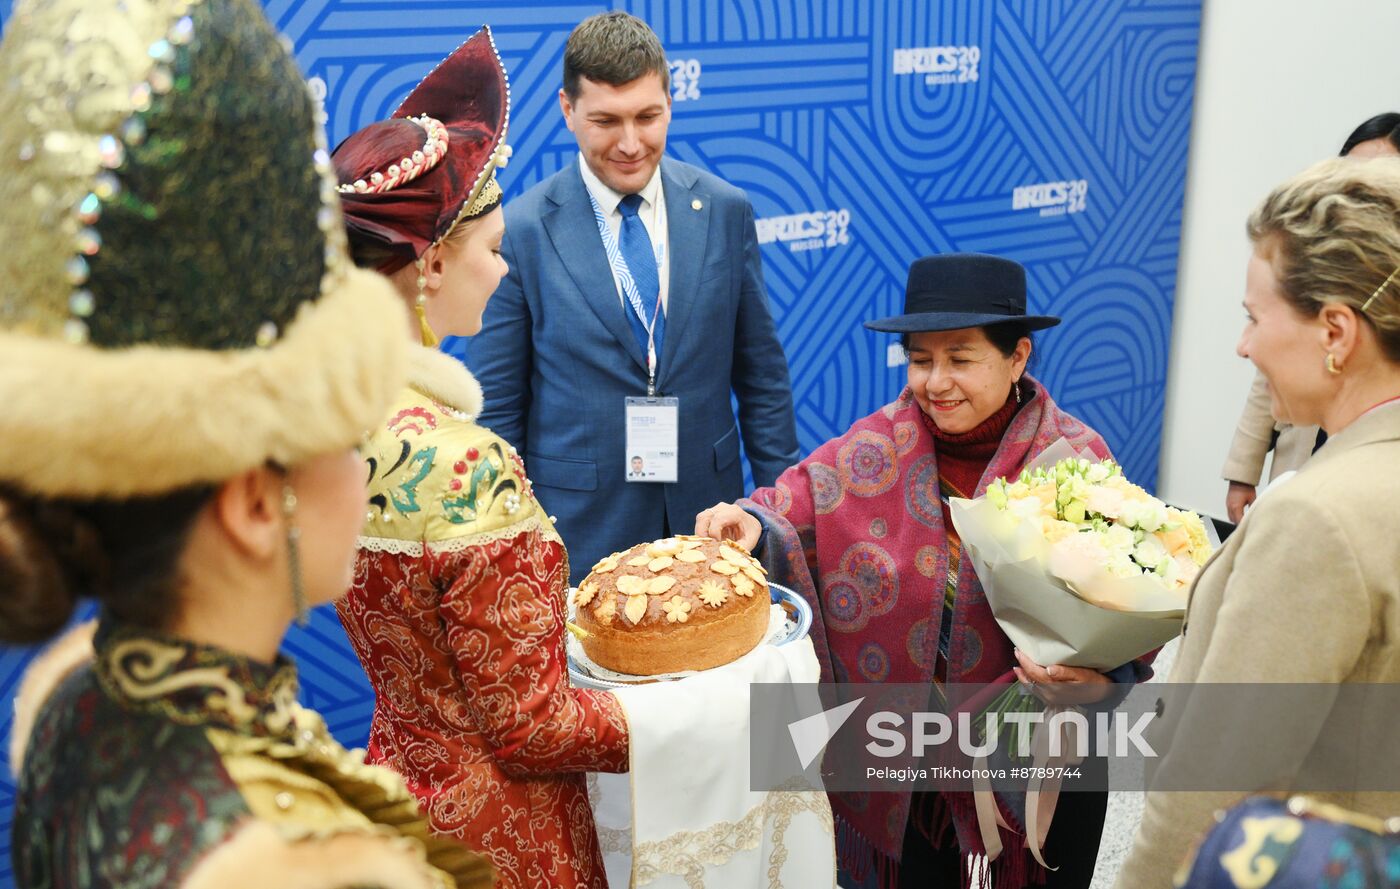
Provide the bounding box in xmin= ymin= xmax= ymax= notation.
xmin=949 ymin=439 xmax=1214 ymax=670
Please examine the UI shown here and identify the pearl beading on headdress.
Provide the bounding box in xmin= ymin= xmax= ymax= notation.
xmin=337 ymin=114 xmax=449 ymax=196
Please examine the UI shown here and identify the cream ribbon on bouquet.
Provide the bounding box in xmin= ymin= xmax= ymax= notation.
xmin=974 ymin=714 xmax=1080 ymax=873
xmin=1022 ymin=709 xmax=1085 ymax=870
xmin=970 ymin=708 xmax=1083 ymax=872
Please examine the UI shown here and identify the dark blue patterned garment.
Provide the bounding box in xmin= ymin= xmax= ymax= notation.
xmin=1176 ymin=796 xmax=1400 ymax=889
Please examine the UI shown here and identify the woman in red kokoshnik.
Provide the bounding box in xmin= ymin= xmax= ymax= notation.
xmin=332 ymin=28 xmax=629 ymax=889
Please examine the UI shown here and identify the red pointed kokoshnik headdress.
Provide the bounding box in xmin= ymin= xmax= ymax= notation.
xmin=333 ymin=26 xmax=511 ymax=275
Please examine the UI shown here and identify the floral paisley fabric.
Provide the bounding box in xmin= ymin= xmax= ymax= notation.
xmin=741 ymin=378 xmax=1108 ymax=885
xmin=345 ymin=364 xmax=630 ymax=889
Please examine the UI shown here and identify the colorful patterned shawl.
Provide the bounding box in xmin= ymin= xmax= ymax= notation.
xmin=742 ymin=377 xmax=1108 ymax=888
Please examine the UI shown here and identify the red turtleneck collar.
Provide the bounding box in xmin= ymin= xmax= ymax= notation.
xmin=925 ymin=394 xmax=1017 ymax=450
xmin=923 ymin=389 xmax=1022 ymax=504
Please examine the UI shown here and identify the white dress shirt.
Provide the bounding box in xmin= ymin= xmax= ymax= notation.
xmin=578 ymin=153 xmax=671 ymax=312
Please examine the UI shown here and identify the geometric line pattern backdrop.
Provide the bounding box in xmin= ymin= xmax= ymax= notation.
xmin=0 ymin=3 xmax=1199 ymax=884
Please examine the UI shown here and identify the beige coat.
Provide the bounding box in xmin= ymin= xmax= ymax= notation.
xmin=1116 ymin=401 xmax=1400 ymax=889
xmin=1221 ymin=370 xmax=1321 ymax=484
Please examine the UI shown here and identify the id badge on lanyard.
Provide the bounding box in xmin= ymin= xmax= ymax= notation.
xmin=624 ymin=396 xmax=679 ymax=483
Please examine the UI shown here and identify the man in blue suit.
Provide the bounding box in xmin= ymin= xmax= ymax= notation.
xmin=462 ymin=11 xmax=799 ymax=584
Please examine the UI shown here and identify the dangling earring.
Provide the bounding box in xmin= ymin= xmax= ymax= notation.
xmin=282 ymin=484 xmax=309 ymax=626
xmin=1325 ymin=353 xmax=1342 ymax=375
xmin=415 ymin=257 xmax=438 ymax=348
xmin=1014 ymin=380 xmax=1022 ymax=404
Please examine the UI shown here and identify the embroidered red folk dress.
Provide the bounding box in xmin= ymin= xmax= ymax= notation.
xmin=340 ymin=347 xmax=630 ymax=889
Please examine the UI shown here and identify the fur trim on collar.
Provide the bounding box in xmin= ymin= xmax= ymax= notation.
xmin=10 ymin=620 xmax=97 ymax=775
xmin=407 ymin=346 xmax=483 ymax=419
xmin=182 ymin=820 xmax=491 ymax=889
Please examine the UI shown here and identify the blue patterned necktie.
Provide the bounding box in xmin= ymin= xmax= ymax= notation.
xmin=618 ymin=193 xmax=664 ymax=366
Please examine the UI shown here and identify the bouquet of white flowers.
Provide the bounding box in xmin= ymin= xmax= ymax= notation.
xmin=949 ymin=440 xmax=1214 ymax=670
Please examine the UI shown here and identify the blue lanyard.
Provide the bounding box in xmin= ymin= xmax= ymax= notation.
xmin=587 ymin=189 xmax=663 ymax=391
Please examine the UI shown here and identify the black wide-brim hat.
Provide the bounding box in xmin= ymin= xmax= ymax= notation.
xmin=865 ymin=253 xmax=1061 ymax=334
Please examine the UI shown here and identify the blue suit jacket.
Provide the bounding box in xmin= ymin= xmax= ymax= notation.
xmin=459 ymin=157 xmax=799 ymax=584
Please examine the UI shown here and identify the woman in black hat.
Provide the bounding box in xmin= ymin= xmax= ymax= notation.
xmin=698 ymin=253 xmax=1144 ymax=888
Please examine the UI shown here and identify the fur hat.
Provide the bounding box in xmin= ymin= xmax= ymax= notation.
xmin=332 ymin=27 xmax=511 ymax=274
xmin=0 ymin=0 xmax=407 ymax=498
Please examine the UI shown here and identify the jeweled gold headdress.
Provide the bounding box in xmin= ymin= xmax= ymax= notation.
xmin=0 ymin=0 xmax=406 ymax=498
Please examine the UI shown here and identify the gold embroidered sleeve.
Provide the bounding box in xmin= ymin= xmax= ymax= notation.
xmin=360 ymin=387 xmax=557 ymax=553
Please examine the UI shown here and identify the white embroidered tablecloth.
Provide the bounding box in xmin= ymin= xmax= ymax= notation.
xmin=588 ymin=638 xmax=836 ymax=889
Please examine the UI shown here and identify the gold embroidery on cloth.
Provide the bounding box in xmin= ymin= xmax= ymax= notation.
xmin=104 ymin=636 xmax=297 ymax=728
xmin=463 ymin=176 xmax=501 ymax=220
xmin=0 ymin=0 xmax=349 ymax=338
xmin=764 ymin=787 xmax=835 ymax=889
xmin=207 ymin=706 xmax=493 ymax=889
xmin=596 ymin=788 xmax=833 ymax=889
xmin=0 ymin=0 xmax=190 ymax=334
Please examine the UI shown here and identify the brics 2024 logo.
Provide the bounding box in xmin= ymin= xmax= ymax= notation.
xmin=669 ymin=58 xmax=701 ymax=101
xmin=892 ymin=46 xmax=980 ymax=85
xmin=1012 ymin=179 xmax=1090 ymax=216
xmin=756 ymin=209 xmax=852 ymax=253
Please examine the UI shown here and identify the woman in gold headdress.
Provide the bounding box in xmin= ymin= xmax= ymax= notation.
xmin=0 ymin=1 xmax=490 ymax=886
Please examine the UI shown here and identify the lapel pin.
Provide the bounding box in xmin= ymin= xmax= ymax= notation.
xmin=691 ymin=199 xmax=703 ymax=210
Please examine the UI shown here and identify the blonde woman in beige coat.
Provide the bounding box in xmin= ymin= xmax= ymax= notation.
xmin=1220 ymin=113 xmax=1400 ymax=523
xmin=1115 ymin=156 xmax=1400 ymax=888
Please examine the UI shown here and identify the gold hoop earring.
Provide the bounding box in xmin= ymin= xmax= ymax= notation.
xmin=1325 ymin=353 xmax=1342 ymax=375
xmin=415 ymin=257 xmax=438 ymax=347
xmin=282 ymin=484 xmax=309 ymax=626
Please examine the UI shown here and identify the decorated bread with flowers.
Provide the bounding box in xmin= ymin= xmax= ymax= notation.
xmin=573 ymin=536 xmax=771 ymax=676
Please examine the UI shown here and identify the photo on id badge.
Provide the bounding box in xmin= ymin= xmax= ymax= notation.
xmin=625 ymin=396 xmax=679 ymax=483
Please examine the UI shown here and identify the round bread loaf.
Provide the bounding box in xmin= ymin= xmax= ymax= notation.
xmin=573 ymin=535 xmax=770 ymax=676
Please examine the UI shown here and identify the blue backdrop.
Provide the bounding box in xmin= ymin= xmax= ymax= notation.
xmin=0 ymin=2 xmax=1200 ymax=882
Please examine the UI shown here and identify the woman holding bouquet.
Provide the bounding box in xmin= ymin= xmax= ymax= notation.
xmin=331 ymin=29 xmax=629 ymax=889
xmin=697 ymin=253 xmax=1143 ymax=888
xmin=1116 ymin=159 xmax=1400 ymax=888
